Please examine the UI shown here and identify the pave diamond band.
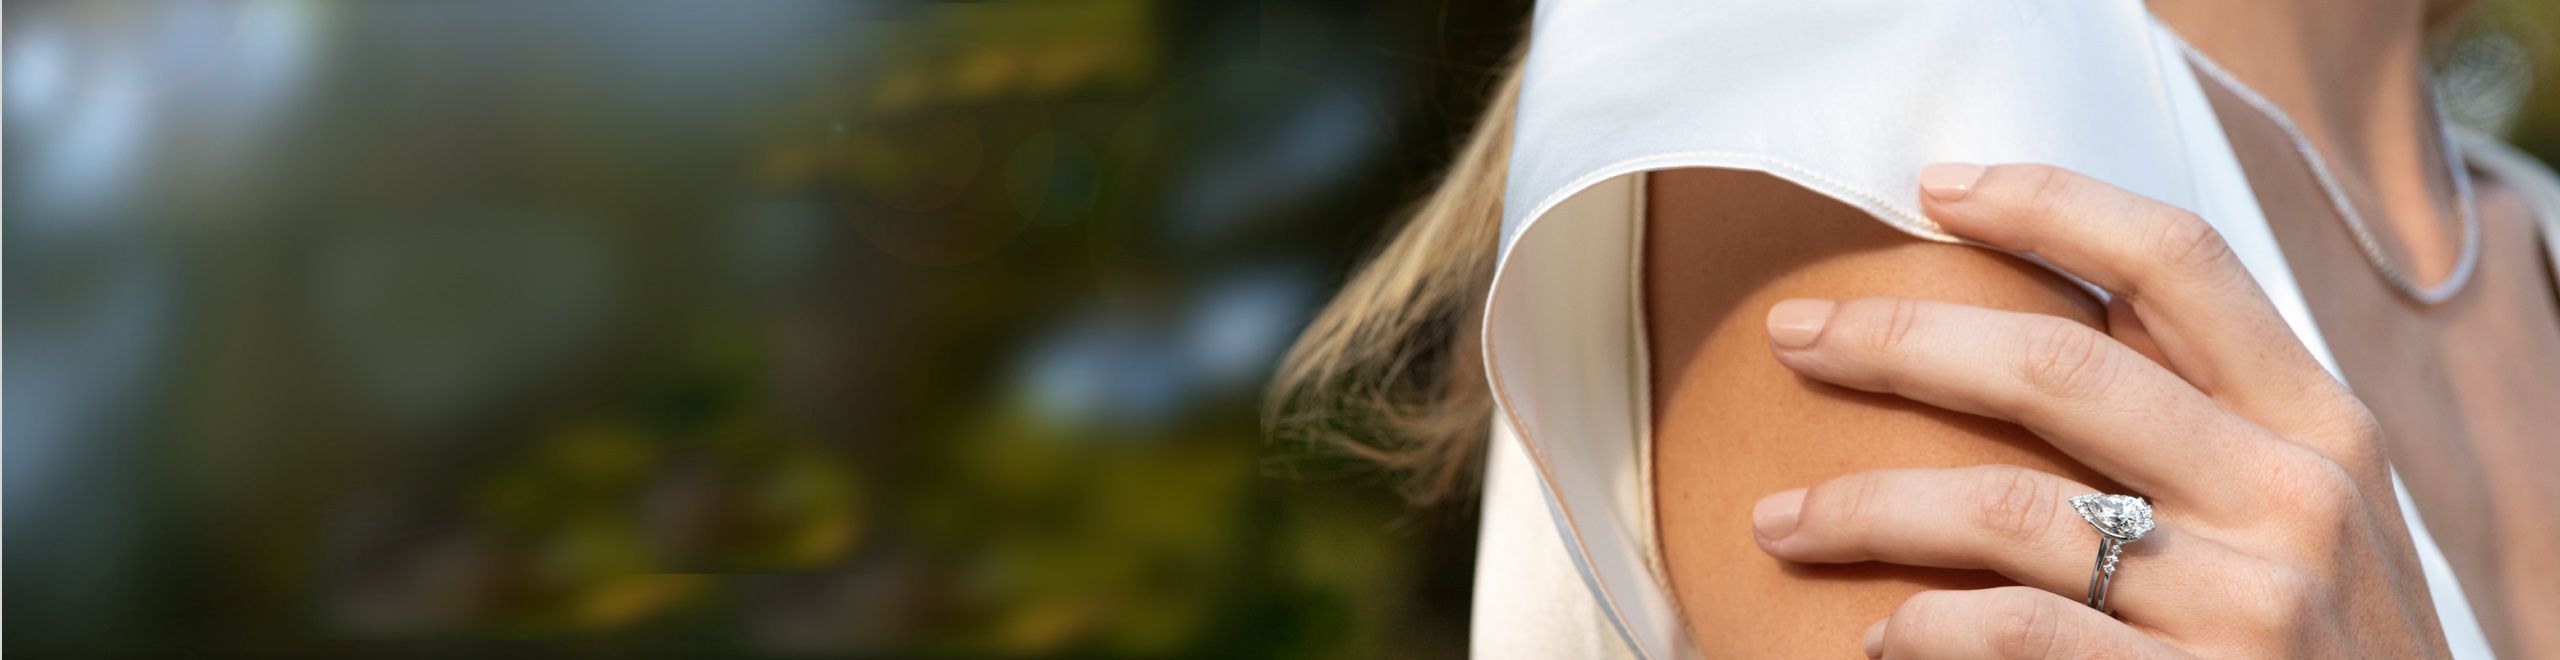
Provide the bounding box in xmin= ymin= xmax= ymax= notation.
xmin=2072 ymin=493 xmax=2153 ymax=613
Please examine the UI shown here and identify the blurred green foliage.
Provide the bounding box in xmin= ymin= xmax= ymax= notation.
xmin=6 ymin=0 xmax=2557 ymax=658
xmin=7 ymin=1 xmax=1522 ymax=656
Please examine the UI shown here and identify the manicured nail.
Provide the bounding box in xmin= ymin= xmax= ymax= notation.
xmin=1752 ymin=488 xmax=1806 ymax=540
xmin=1862 ymin=618 xmax=1888 ymax=658
xmin=1920 ymin=162 xmax=1987 ymax=202
xmin=1765 ymin=299 xmax=1836 ymax=349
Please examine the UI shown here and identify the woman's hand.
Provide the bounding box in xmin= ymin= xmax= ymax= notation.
xmin=1750 ymin=163 xmax=2451 ymax=658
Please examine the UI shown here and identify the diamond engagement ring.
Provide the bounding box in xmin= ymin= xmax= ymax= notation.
xmin=2072 ymin=493 xmax=2154 ymax=613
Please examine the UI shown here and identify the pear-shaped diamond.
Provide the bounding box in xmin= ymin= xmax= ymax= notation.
xmin=2071 ymin=493 xmax=2154 ymax=541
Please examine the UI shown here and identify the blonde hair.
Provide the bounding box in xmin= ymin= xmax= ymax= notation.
xmin=1264 ymin=58 xmax=1523 ymax=505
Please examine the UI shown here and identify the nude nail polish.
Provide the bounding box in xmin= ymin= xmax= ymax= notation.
xmin=1765 ymin=299 xmax=1836 ymax=349
xmin=1920 ymin=162 xmax=1987 ymax=202
xmin=1752 ymin=488 xmax=1807 ymax=539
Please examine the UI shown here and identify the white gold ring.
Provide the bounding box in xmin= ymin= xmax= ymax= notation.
xmin=2072 ymin=493 xmax=2155 ymax=614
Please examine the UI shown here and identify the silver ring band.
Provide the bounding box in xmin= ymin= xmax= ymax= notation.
xmin=2070 ymin=494 xmax=2155 ymax=615
xmin=2084 ymin=536 xmax=2126 ymax=611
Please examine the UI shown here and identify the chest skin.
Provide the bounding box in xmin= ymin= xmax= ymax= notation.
xmin=2200 ymin=74 xmax=2560 ymax=659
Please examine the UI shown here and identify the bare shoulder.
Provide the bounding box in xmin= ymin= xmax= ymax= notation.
xmin=1642 ymin=168 xmax=2115 ymax=654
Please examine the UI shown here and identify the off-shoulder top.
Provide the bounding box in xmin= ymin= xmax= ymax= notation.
xmin=1466 ymin=0 xmax=2555 ymax=657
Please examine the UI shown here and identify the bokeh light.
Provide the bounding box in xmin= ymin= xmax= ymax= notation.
xmin=7 ymin=0 xmax=2556 ymax=657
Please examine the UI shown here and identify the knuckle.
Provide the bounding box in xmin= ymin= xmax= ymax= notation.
xmin=1833 ymin=297 xmax=1926 ymax=355
xmin=2232 ymin=564 xmax=2323 ymax=634
xmin=1809 ymin=473 xmax=1887 ymax=530
xmin=2016 ymin=318 xmax=2117 ymax=402
xmin=1975 ymin=466 xmax=2061 ymax=547
xmin=1880 ymin=298 xmax=1924 ymax=353
xmin=1994 ymin=589 xmax=2068 ymax=659
xmin=2329 ymin=400 xmax=2384 ymax=446
xmin=2005 ymin=164 xmax=2078 ymax=220
xmin=1890 ymin=590 xmax=1953 ymax=634
xmin=2259 ymin=451 xmax=2365 ymax=530
xmin=2304 ymin=468 xmax=2365 ymax=528
xmin=2315 ymin=398 xmax=2390 ymax=478
xmin=2144 ymin=209 xmax=2239 ymax=281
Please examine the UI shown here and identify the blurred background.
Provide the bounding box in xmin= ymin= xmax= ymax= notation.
xmin=4 ymin=1 xmax=2556 ymax=657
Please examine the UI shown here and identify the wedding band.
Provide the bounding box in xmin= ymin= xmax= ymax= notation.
xmin=2071 ymin=493 xmax=2155 ymax=614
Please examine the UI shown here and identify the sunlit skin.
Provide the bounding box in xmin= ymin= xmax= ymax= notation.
xmin=1647 ymin=1 xmax=2560 ymax=656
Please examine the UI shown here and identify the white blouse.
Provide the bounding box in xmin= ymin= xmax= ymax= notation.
xmin=1469 ymin=0 xmax=2546 ymax=657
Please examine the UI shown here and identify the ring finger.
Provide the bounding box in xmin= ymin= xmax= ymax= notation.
xmin=1754 ymin=465 xmax=2236 ymax=623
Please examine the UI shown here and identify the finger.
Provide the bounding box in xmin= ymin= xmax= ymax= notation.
xmin=1919 ymin=163 xmax=2350 ymax=439
xmin=1754 ymin=466 xmax=2231 ymax=621
xmin=1871 ymin=587 xmax=2184 ymax=659
xmin=1765 ymin=297 xmax=2286 ymax=505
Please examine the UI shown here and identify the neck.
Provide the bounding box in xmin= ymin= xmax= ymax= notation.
xmin=2151 ymin=0 xmax=2466 ymax=282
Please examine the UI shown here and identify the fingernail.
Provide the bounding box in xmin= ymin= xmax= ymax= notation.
xmin=1920 ymin=162 xmax=1987 ymax=202
xmin=1861 ymin=618 xmax=1888 ymax=658
xmin=1752 ymin=488 xmax=1806 ymax=540
xmin=1765 ymin=299 xmax=1836 ymax=349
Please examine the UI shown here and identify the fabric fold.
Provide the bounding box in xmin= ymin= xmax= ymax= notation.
xmin=1477 ymin=1 xmax=2489 ymax=657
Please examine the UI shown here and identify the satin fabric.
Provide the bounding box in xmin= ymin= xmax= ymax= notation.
xmin=1472 ymin=0 xmax=2502 ymax=657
